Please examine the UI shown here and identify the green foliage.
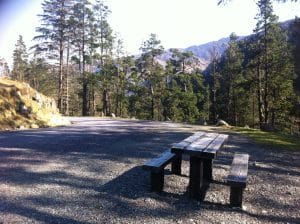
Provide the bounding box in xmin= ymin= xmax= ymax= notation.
xmin=12 ymin=35 xmax=28 ymax=81
xmin=23 ymin=0 xmax=297 ymax=130
xmin=210 ymin=0 xmax=296 ymax=131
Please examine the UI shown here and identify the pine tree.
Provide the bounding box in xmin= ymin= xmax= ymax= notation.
xmin=208 ymin=46 xmax=221 ymax=123
xmin=27 ymin=57 xmax=56 ymax=96
xmin=138 ymin=34 xmax=165 ymax=120
xmin=251 ymin=0 xmax=295 ymax=129
xmin=12 ymin=35 xmax=28 ymax=81
xmin=220 ymin=33 xmax=244 ymax=125
xmin=34 ymin=0 xmax=72 ymax=113
xmin=93 ymin=0 xmax=114 ymax=116
xmin=0 ymin=58 xmax=10 ymax=77
xmin=69 ymin=0 xmax=93 ymax=116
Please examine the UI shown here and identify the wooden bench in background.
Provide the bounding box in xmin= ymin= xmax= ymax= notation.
xmin=142 ymin=150 xmax=177 ymax=192
xmin=227 ymin=153 xmax=249 ymax=208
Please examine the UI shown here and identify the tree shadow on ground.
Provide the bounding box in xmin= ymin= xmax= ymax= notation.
xmin=98 ymin=165 xmax=300 ymax=223
xmin=0 ymin=121 xmax=299 ymax=223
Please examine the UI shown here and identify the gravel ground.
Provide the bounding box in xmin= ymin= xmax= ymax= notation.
xmin=0 ymin=117 xmax=299 ymax=224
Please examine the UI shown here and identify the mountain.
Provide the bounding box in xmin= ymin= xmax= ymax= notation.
xmin=158 ymin=19 xmax=295 ymax=72
xmin=157 ymin=37 xmax=232 ymax=71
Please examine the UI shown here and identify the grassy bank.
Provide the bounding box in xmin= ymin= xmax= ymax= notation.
xmin=0 ymin=78 xmax=69 ymax=130
xmin=232 ymin=127 xmax=300 ymax=151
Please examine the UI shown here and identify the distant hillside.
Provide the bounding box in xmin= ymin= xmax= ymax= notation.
xmin=0 ymin=78 xmax=70 ymax=130
xmin=158 ymin=19 xmax=294 ymax=72
xmin=157 ymin=37 xmax=235 ymax=71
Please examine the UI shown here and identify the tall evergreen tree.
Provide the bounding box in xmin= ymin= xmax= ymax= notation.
xmin=208 ymin=46 xmax=221 ymax=123
xmin=0 ymin=58 xmax=10 ymax=77
xmin=70 ymin=0 xmax=93 ymax=116
xmin=220 ymin=33 xmax=244 ymax=125
xmin=138 ymin=34 xmax=165 ymax=120
xmin=253 ymin=0 xmax=294 ymax=129
xmin=34 ymin=0 xmax=72 ymax=113
xmin=93 ymin=0 xmax=114 ymax=116
xmin=12 ymin=35 xmax=28 ymax=81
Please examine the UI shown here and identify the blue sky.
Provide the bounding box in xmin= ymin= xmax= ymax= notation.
xmin=0 ymin=0 xmax=299 ymax=68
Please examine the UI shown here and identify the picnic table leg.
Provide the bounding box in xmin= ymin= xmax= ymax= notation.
xmin=203 ymin=158 xmax=213 ymax=181
xmin=189 ymin=156 xmax=204 ymax=200
xmin=150 ymin=170 xmax=164 ymax=192
xmin=230 ymin=186 xmax=244 ymax=207
xmin=171 ymin=153 xmax=182 ymax=175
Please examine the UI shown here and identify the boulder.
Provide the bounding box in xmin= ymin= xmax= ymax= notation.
xmin=16 ymin=102 xmax=32 ymax=116
xmin=216 ymin=119 xmax=230 ymax=127
xmin=30 ymin=124 xmax=39 ymax=129
xmin=32 ymin=92 xmax=43 ymax=104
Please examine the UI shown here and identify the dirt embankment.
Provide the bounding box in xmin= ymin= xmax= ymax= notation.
xmin=0 ymin=78 xmax=69 ymax=130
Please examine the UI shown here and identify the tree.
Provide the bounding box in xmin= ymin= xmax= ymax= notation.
xmin=70 ymin=0 xmax=94 ymax=116
xmin=12 ymin=35 xmax=28 ymax=81
xmin=218 ymin=0 xmax=297 ymax=5
xmin=219 ymin=33 xmax=244 ymax=125
xmin=93 ymin=0 xmax=114 ymax=116
xmin=207 ymin=46 xmax=221 ymax=123
xmin=0 ymin=58 xmax=10 ymax=77
xmin=138 ymin=33 xmax=165 ymax=120
xmin=27 ymin=56 xmax=57 ymax=97
xmin=168 ymin=49 xmax=194 ymax=74
xmin=34 ymin=0 xmax=72 ymax=113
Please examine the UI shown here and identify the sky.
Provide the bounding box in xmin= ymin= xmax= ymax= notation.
xmin=0 ymin=0 xmax=299 ymax=68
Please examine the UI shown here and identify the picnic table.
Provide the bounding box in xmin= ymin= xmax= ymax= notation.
xmin=171 ymin=131 xmax=228 ymax=200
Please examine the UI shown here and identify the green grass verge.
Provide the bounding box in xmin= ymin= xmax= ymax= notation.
xmin=232 ymin=127 xmax=300 ymax=151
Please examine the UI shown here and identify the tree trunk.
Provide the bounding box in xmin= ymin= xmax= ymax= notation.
xmin=65 ymin=37 xmax=70 ymax=116
xmin=81 ymin=8 xmax=89 ymax=116
xmin=58 ymin=43 xmax=64 ymax=113
xmin=150 ymin=84 xmax=154 ymax=120
xmin=257 ymin=59 xmax=264 ymax=129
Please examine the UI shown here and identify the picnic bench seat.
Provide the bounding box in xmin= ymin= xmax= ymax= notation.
xmin=227 ymin=153 xmax=249 ymax=207
xmin=143 ymin=150 xmax=177 ymax=192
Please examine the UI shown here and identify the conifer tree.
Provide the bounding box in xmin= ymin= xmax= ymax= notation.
xmin=93 ymin=0 xmax=114 ymax=116
xmin=69 ymin=0 xmax=93 ymax=116
xmin=0 ymin=58 xmax=10 ymax=77
xmin=253 ymin=0 xmax=294 ymax=129
xmin=34 ymin=0 xmax=72 ymax=113
xmin=138 ymin=34 xmax=165 ymax=120
xmin=220 ymin=33 xmax=244 ymax=125
xmin=12 ymin=35 xmax=28 ymax=81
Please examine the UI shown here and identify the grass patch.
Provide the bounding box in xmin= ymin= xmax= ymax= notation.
xmin=232 ymin=127 xmax=300 ymax=151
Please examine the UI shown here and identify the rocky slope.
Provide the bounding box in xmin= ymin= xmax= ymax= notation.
xmin=0 ymin=78 xmax=69 ymax=130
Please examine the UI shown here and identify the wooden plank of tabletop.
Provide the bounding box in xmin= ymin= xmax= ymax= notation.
xmin=203 ymin=134 xmax=228 ymax=155
xmin=171 ymin=131 xmax=205 ymax=149
xmin=186 ymin=132 xmax=218 ymax=153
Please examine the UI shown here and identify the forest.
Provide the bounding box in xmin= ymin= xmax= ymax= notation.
xmin=2 ymin=0 xmax=300 ymax=134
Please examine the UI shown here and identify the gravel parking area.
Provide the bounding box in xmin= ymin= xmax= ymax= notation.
xmin=0 ymin=118 xmax=299 ymax=223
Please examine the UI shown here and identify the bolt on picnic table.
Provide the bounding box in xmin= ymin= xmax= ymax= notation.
xmin=171 ymin=132 xmax=228 ymax=200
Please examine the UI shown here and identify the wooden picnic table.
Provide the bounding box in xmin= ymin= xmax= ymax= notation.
xmin=171 ymin=131 xmax=228 ymax=200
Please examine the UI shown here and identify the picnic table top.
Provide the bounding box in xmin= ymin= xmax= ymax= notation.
xmin=171 ymin=131 xmax=228 ymax=159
